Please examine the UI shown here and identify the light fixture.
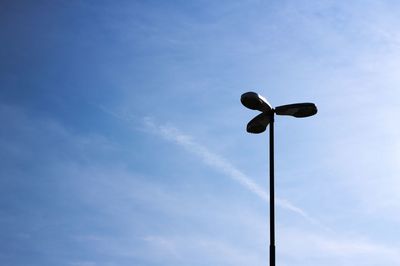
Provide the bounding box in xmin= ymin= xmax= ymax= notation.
xmin=241 ymin=91 xmax=317 ymax=266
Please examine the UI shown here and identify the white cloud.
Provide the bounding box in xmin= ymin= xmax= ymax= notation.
xmin=279 ymin=227 xmax=400 ymax=265
xmin=142 ymin=234 xmax=265 ymax=266
xmin=139 ymin=228 xmax=400 ymax=266
xmin=143 ymin=235 xmax=181 ymax=260
xmin=143 ymin=117 xmax=327 ymax=229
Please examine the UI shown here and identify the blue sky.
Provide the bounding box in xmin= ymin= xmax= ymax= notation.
xmin=1 ymin=0 xmax=400 ymax=265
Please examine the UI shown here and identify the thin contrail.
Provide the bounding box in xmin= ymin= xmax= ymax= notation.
xmin=97 ymin=105 xmax=327 ymax=229
xmin=143 ymin=117 xmax=327 ymax=229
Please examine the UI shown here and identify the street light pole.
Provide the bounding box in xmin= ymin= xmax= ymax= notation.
xmin=240 ymin=92 xmax=317 ymax=266
xmin=269 ymin=113 xmax=275 ymax=266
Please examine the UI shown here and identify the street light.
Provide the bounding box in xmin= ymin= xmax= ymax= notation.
xmin=240 ymin=91 xmax=317 ymax=266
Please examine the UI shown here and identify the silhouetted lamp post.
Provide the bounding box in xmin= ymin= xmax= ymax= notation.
xmin=240 ymin=92 xmax=317 ymax=266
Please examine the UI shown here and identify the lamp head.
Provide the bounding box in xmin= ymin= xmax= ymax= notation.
xmin=275 ymin=103 xmax=317 ymax=118
xmin=241 ymin=92 xmax=273 ymax=113
xmin=246 ymin=112 xmax=271 ymax=134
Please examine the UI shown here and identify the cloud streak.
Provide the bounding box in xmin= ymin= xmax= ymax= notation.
xmin=278 ymin=227 xmax=400 ymax=265
xmin=143 ymin=117 xmax=325 ymax=228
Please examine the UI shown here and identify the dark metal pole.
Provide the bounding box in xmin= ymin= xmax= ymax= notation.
xmin=269 ymin=113 xmax=275 ymax=266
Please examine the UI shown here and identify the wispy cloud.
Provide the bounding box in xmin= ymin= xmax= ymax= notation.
xmin=141 ymin=229 xmax=400 ymax=266
xmin=143 ymin=235 xmax=181 ymax=260
xmin=142 ymin=234 xmax=264 ymax=266
xmin=97 ymin=105 xmax=326 ymax=226
xmin=279 ymin=227 xmax=400 ymax=265
xmin=143 ymin=117 xmax=326 ymax=228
